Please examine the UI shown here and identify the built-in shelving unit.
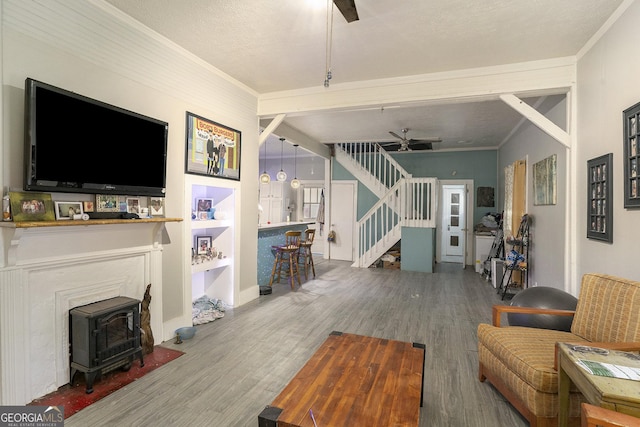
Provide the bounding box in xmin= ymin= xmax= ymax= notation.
xmin=185 ymin=176 xmax=235 ymax=308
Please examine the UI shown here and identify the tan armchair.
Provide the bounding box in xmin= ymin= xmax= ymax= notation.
xmin=477 ymin=273 xmax=640 ymax=427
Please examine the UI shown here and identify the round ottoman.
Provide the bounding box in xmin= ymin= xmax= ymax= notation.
xmin=508 ymin=286 xmax=578 ymax=331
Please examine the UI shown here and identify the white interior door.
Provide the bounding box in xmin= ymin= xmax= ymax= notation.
xmin=441 ymin=184 xmax=466 ymax=265
xmin=328 ymin=181 xmax=356 ymax=261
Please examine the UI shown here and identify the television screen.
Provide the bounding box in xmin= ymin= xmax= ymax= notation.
xmin=24 ymin=78 xmax=168 ymax=197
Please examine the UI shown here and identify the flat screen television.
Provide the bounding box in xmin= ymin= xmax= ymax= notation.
xmin=24 ymin=78 xmax=168 ymax=197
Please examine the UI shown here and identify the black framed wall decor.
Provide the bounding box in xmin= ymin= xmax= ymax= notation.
xmin=623 ymin=101 xmax=640 ymax=208
xmin=587 ymin=153 xmax=612 ymax=243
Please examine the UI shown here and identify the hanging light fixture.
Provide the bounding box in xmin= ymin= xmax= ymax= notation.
xmin=259 ymin=139 xmax=270 ymax=184
xmin=276 ymin=137 xmax=287 ymax=182
xmin=291 ymin=144 xmax=300 ymax=189
xmin=323 ymin=0 xmax=334 ymax=88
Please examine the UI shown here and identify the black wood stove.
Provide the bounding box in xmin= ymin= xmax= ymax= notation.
xmin=69 ymin=296 xmax=144 ymax=393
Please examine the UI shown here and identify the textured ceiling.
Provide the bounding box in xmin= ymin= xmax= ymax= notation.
xmin=104 ymin=0 xmax=625 ymax=156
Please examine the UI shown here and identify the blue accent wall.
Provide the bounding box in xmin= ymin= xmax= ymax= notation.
xmin=391 ymin=150 xmax=498 ymax=225
xmin=333 ymin=151 xmax=498 ymax=225
xmin=401 ymin=227 xmax=435 ymax=272
xmin=332 ymin=151 xmax=498 ymax=271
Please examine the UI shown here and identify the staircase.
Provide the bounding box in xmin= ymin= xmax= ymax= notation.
xmin=335 ymin=143 xmax=438 ymax=267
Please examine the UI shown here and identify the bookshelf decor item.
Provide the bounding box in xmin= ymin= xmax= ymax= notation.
xmin=587 ymin=153 xmax=612 ymax=243
xmin=185 ymin=112 xmax=241 ymax=181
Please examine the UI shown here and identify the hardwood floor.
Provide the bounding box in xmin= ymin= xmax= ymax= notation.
xmin=65 ymin=259 xmax=528 ymax=427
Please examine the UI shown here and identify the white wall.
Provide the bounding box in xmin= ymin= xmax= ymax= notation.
xmin=576 ymin=0 xmax=640 ymax=282
xmin=498 ymin=96 xmax=568 ymax=291
xmin=1 ymin=1 xmax=260 ymax=334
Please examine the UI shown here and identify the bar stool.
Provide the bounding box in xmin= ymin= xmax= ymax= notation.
xmin=298 ymin=228 xmax=316 ymax=279
xmin=269 ymin=230 xmax=301 ymax=289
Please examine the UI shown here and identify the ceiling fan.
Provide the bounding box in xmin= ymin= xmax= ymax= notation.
xmin=333 ymin=0 xmax=359 ymax=23
xmin=380 ymin=128 xmax=442 ymax=152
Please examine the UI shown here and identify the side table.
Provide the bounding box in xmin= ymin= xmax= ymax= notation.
xmin=557 ymin=342 xmax=640 ymax=426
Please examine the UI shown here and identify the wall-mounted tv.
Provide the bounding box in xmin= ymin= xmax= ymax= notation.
xmin=24 ymin=78 xmax=168 ymax=197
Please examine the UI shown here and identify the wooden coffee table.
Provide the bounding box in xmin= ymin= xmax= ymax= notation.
xmin=259 ymin=331 xmax=425 ymax=427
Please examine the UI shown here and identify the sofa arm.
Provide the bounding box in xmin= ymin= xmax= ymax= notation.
xmin=491 ymin=305 xmax=576 ymax=327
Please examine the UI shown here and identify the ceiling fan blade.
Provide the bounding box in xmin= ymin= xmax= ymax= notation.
xmin=333 ymin=0 xmax=359 ymax=23
xmin=410 ymin=142 xmax=434 ymax=151
xmin=409 ymin=137 xmax=442 ymax=143
xmin=389 ymin=131 xmax=404 ymax=140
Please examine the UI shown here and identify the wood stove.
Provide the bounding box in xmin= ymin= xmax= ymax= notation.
xmin=69 ymin=296 xmax=144 ymax=393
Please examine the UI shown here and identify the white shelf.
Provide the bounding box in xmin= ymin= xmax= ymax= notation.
xmin=191 ymin=256 xmax=231 ymax=273
xmin=191 ymin=219 xmax=232 ymax=230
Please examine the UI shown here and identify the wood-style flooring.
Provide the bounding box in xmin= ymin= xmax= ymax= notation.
xmin=65 ymin=259 xmax=528 ymax=427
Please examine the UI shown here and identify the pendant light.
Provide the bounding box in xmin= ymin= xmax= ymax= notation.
xmin=291 ymin=144 xmax=300 ymax=189
xmin=276 ymin=137 xmax=287 ymax=182
xmin=259 ymin=139 xmax=270 ymax=184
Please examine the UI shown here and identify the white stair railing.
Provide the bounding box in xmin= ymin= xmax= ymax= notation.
xmin=335 ymin=142 xmax=411 ymax=198
xmin=354 ymin=177 xmax=438 ymax=268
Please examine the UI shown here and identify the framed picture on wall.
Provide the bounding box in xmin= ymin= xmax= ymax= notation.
xmin=623 ymin=101 xmax=640 ymax=208
xmin=185 ymin=112 xmax=241 ymax=181
xmin=533 ymin=154 xmax=557 ymax=206
xmin=587 ymin=153 xmax=612 ymax=243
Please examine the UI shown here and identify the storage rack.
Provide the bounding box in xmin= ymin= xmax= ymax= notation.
xmin=498 ymin=214 xmax=530 ymax=299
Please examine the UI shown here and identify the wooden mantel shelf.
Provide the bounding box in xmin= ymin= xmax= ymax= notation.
xmin=0 ymin=217 xmax=183 ymax=267
xmin=0 ymin=217 xmax=182 ymax=228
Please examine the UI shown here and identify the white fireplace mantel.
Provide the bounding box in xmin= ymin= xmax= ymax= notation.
xmin=0 ymin=218 xmax=181 ymax=405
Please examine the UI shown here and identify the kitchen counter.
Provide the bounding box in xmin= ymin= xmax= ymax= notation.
xmin=258 ymin=221 xmax=315 ymax=230
xmin=257 ymin=221 xmax=316 ymax=287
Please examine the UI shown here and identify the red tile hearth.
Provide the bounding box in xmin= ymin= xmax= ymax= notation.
xmin=28 ymin=345 xmax=184 ymax=419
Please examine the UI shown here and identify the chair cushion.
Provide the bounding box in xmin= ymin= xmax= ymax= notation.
xmin=477 ymin=323 xmax=587 ymax=393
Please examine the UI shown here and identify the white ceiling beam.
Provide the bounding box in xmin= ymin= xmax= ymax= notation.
xmin=499 ymin=93 xmax=570 ymax=147
xmin=261 ymin=120 xmax=331 ymax=159
xmin=258 ymin=113 xmax=286 ymax=145
xmin=257 ymin=58 xmax=575 ymax=117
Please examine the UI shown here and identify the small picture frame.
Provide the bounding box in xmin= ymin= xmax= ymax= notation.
xmin=126 ymin=198 xmax=140 ymax=214
xmin=83 ymin=201 xmax=95 ymax=213
xmin=149 ymin=197 xmax=165 ymax=217
xmin=195 ymin=235 xmax=213 ymax=255
xmin=96 ymin=195 xmax=120 ymax=212
xmin=9 ymin=191 xmax=55 ymax=222
xmin=54 ymin=201 xmax=84 ymax=220
xmin=195 ymin=198 xmax=214 ymax=214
